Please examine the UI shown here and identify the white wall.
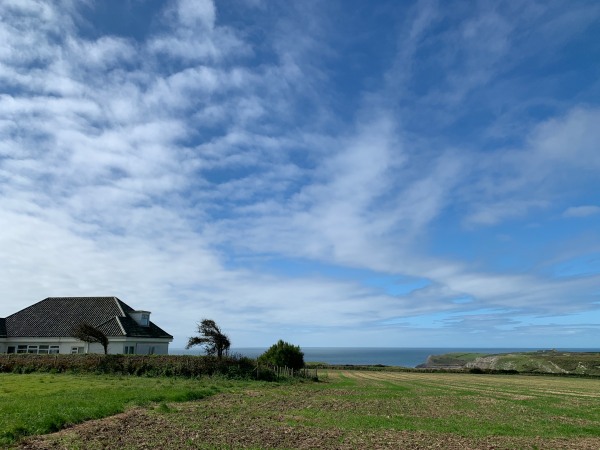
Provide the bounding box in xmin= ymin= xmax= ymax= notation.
xmin=135 ymin=342 xmax=169 ymax=355
xmin=89 ymin=340 xmax=170 ymax=355
xmin=2 ymin=338 xmax=86 ymax=354
xmin=2 ymin=338 xmax=170 ymax=355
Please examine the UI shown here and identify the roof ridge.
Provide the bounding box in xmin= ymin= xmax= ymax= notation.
xmin=6 ymin=297 xmax=50 ymax=319
xmin=113 ymin=297 xmax=126 ymax=316
xmin=47 ymin=296 xmax=117 ymax=299
xmin=115 ymin=316 xmax=127 ymax=336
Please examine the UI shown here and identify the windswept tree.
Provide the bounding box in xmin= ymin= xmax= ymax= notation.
xmin=186 ymin=319 xmax=231 ymax=359
xmin=71 ymin=323 xmax=109 ymax=354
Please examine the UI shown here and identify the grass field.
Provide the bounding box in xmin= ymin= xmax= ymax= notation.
xmin=8 ymin=370 xmax=600 ymax=449
xmin=421 ymin=350 xmax=600 ymax=375
xmin=0 ymin=373 xmax=248 ymax=447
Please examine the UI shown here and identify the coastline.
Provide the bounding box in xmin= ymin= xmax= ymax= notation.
xmin=169 ymin=347 xmax=599 ymax=368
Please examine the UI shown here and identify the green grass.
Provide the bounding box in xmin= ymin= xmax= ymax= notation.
xmin=301 ymin=371 xmax=600 ymax=438
xmin=0 ymin=373 xmax=243 ymax=446
xmin=424 ymin=350 xmax=600 ymax=375
xmin=424 ymin=352 xmax=487 ymax=366
xmin=489 ymin=352 xmax=600 ymax=374
xmin=5 ymin=370 xmax=600 ymax=448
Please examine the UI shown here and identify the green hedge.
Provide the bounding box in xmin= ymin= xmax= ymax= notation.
xmin=0 ymin=354 xmax=258 ymax=378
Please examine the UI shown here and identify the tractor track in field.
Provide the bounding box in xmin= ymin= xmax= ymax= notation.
xmin=16 ymin=371 xmax=600 ymax=450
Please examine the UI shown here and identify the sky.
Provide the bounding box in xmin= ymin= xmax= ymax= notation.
xmin=1 ymin=0 xmax=599 ymax=349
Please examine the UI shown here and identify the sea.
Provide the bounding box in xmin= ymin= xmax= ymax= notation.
xmin=170 ymin=347 xmax=597 ymax=368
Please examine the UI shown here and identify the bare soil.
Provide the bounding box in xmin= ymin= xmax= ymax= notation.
xmin=17 ymin=386 xmax=600 ymax=450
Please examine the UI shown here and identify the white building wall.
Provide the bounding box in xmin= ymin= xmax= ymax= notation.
xmin=135 ymin=342 xmax=169 ymax=355
xmin=1 ymin=338 xmax=86 ymax=354
xmin=82 ymin=340 xmax=171 ymax=354
xmin=1 ymin=338 xmax=171 ymax=354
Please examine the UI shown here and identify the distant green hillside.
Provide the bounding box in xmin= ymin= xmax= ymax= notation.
xmin=418 ymin=350 xmax=600 ymax=376
xmin=416 ymin=352 xmax=487 ymax=369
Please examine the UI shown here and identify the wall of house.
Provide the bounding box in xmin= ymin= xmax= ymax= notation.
xmin=135 ymin=342 xmax=169 ymax=355
xmin=2 ymin=338 xmax=170 ymax=355
xmin=88 ymin=340 xmax=170 ymax=355
xmin=1 ymin=338 xmax=86 ymax=354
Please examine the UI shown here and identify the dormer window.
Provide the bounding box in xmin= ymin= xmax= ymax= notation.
xmin=130 ymin=310 xmax=151 ymax=327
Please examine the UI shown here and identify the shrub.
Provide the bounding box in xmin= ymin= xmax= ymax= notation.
xmin=0 ymin=354 xmax=257 ymax=379
xmin=258 ymin=340 xmax=304 ymax=371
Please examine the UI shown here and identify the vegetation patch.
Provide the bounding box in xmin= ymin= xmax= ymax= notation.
xmin=0 ymin=373 xmax=255 ymax=446
xmin=0 ymin=353 xmax=259 ymax=379
xmin=417 ymin=351 xmax=600 ymax=376
xmin=14 ymin=370 xmax=600 ymax=449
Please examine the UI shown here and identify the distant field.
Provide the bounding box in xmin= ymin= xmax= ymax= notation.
xmin=421 ymin=350 xmax=600 ymax=375
xmin=13 ymin=370 xmax=600 ymax=449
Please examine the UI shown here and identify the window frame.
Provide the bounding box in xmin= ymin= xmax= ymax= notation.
xmin=14 ymin=344 xmax=61 ymax=354
xmin=124 ymin=345 xmax=135 ymax=355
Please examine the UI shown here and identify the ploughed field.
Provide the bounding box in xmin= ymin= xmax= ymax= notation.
xmin=6 ymin=370 xmax=600 ymax=449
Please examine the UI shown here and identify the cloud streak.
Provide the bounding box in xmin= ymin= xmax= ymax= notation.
xmin=1 ymin=0 xmax=599 ymax=348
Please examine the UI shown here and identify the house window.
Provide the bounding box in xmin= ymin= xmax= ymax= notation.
xmin=13 ymin=344 xmax=60 ymax=355
xmin=124 ymin=345 xmax=135 ymax=354
xmin=71 ymin=347 xmax=84 ymax=354
xmin=13 ymin=344 xmax=61 ymax=354
xmin=38 ymin=345 xmax=49 ymax=354
xmin=141 ymin=314 xmax=150 ymax=326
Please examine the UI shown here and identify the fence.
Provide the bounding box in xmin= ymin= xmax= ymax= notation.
xmin=258 ymin=365 xmax=318 ymax=380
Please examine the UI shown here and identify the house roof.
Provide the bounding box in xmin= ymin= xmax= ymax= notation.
xmin=0 ymin=318 xmax=6 ymax=338
xmin=4 ymin=297 xmax=172 ymax=339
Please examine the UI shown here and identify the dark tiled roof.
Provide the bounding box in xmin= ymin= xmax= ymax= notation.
xmin=97 ymin=317 xmax=126 ymax=336
xmin=5 ymin=297 xmax=172 ymax=339
xmin=0 ymin=318 xmax=6 ymax=338
xmin=117 ymin=315 xmax=172 ymax=338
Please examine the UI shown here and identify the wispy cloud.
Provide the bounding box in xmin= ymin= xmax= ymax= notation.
xmin=563 ymin=206 xmax=600 ymax=218
xmin=1 ymin=0 xmax=599 ymax=348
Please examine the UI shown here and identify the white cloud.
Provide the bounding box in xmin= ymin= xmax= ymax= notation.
xmin=529 ymin=107 xmax=600 ymax=169
xmin=563 ymin=205 xmax=600 ymax=218
xmin=1 ymin=0 xmax=599 ymax=348
xmin=463 ymin=107 xmax=600 ymax=226
xmin=148 ymin=0 xmax=248 ymax=63
xmin=175 ymin=0 xmax=215 ymax=30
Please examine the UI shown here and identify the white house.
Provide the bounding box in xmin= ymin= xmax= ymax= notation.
xmin=0 ymin=297 xmax=173 ymax=355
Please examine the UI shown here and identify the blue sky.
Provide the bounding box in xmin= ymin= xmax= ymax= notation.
xmin=1 ymin=0 xmax=599 ymax=349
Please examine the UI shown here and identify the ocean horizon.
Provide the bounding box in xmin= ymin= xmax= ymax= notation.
xmin=169 ymin=347 xmax=599 ymax=368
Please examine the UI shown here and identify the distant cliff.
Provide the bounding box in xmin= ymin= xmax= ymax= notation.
xmin=416 ymin=352 xmax=485 ymax=370
xmin=417 ymin=350 xmax=600 ymax=375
